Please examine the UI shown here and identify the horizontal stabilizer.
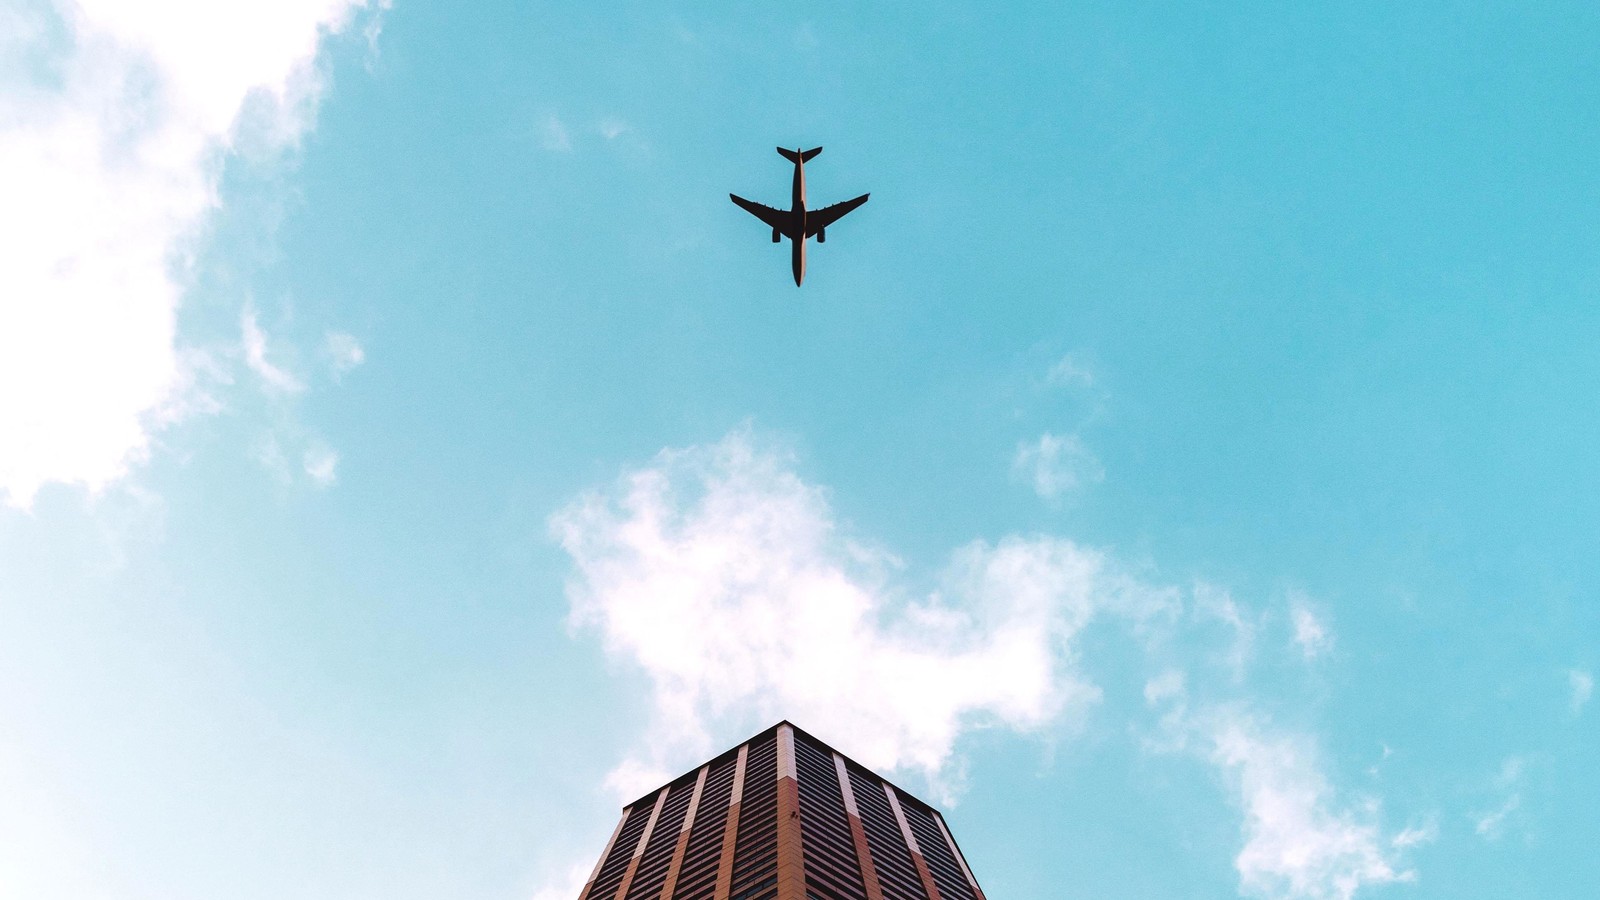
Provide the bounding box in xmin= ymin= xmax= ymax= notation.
xmin=776 ymin=146 xmax=822 ymax=163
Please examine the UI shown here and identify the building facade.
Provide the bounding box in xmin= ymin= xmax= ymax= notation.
xmin=576 ymin=721 xmax=988 ymax=900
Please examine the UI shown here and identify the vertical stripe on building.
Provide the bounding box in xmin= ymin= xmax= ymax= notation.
xmin=774 ymin=724 xmax=806 ymax=900
xmin=615 ymin=787 xmax=670 ymax=900
xmin=579 ymin=806 xmax=632 ymax=900
xmin=834 ymin=753 xmax=884 ymax=900
xmin=578 ymin=724 xmax=991 ymax=900
xmin=712 ymin=744 xmax=748 ymax=900
xmin=659 ymin=766 xmax=709 ymax=900
xmin=932 ymin=812 xmax=986 ymax=900
xmin=884 ymin=785 xmax=942 ymax=900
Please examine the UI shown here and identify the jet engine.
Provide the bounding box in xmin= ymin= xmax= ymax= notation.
xmin=772 ymin=227 xmax=781 ymax=243
xmin=817 ymin=227 xmax=826 ymax=243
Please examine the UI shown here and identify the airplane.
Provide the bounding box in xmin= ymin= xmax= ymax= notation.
xmin=731 ymin=147 xmax=869 ymax=286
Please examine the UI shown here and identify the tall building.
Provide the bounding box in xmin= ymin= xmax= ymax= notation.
xmin=577 ymin=721 xmax=988 ymax=900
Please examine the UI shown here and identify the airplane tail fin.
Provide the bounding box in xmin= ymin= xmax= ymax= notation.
xmin=777 ymin=147 xmax=822 ymax=163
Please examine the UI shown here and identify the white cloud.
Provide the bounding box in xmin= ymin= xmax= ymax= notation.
xmin=1473 ymin=756 xmax=1525 ymax=841
xmin=1569 ymin=668 xmax=1593 ymax=715
xmin=1390 ymin=821 xmax=1437 ymax=850
xmin=241 ymin=306 xmax=305 ymax=394
xmin=241 ymin=316 xmax=352 ymax=490
xmin=1210 ymin=710 xmax=1413 ymax=900
xmin=302 ymin=443 xmax=338 ymax=487
xmin=1012 ymin=432 xmax=1104 ymax=501
xmin=552 ymin=429 xmax=1172 ymax=799
xmin=255 ymin=435 xmax=292 ymax=484
xmin=1195 ymin=583 xmax=1258 ymax=681
xmin=324 ymin=330 xmax=365 ymax=378
xmin=536 ymin=113 xmax=648 ymax=156
xmin=541 ymin=114 xmax=572 ymax=152
xmin=361 ymin=0 xmax=394 ymax=70
xmin=1144 ymin=670 xmax=1187 ymax=706
xmin=1473 ymin=795 xmax=1520 ymax=841
xmin=0 ymin=0 xmax=377 ymax=509
xmin=1045 ymin=354 xmax=1095 ymax=389
xmin=254 ymin=431 xmax=338 ymax=488
xmin=1140 ymin=683 xmax=1416 ymax=899
xmin=1290 ymin=595 xmax=1334 ymax=661
xmin=552 ymin=429 xmax=1413 ymax=900
xmin=1140 ymin=670 xmax=1192 ymax=754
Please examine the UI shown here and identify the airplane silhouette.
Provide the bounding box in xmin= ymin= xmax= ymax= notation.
xmin=731 ymin=147 xmax=870 ymax=286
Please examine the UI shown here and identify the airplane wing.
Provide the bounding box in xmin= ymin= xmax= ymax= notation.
xmin=730 ymin=194 xmax=798 ymax=238
xmin=804 ymin=193 xmax=869 ymax=237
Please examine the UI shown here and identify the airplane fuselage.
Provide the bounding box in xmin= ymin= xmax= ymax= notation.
xmin=789 ymin=152 xmax=807 ymax=285
xmin=729 ymin=146 xmax=869 ymax=286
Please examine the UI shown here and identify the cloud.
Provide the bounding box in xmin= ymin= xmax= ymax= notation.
xmin=1290 ymin=595 xmax=1334 ymax=661
xmin=239 ymin=315 xmax=352 ymax=489
xmin=254 ymin=435 xmax=292 ymax=484
xmin=361 ymin=0 xmax=394 ymax=70
xmin=324 ymin=330 xmax=365 ymax=379
xmin=541 ymin=114 xmax=572 ymax=152
xmin=1145 ymin=670 xmax=1187 ymax=706
xmin=552 ymin=429 xmax=1170 ymax=798
xmin=1569 ymin=669 xmax=1593 ymax=715
xmin=0 ymin=0 xmax=377 ymax=509
xmin=1196 ymin=583 xmax=1258 ymax=681
xmin=1012 ymin=432 xmax=1104 ymax=501
xmin=1045 ymin=354 xmax=1095 ymax=389
xmin=254 ymin=430 xmax=337 ymax=489
xmin=241 ymin=306 xmax=305 ymax=394
xmin=1473 ymin=795 xmax=1520 ymax=841
xmin=1473 ymin=756 xmax=1525 ymax=841
xmin=302 ymin=443 xmax=338 ymax=487
xmin=538 ymin=113 xmax=649 ymax=156
xmin=1142 ymin=677 xmax=1418 ymax=899
xmin=1390 ymin=821 xmax=1437 ymax=850
xmin=551 ymin=428 xmax=1415 ymax=899
xmin=1208 ymin=711 xmax=1413 ymax=900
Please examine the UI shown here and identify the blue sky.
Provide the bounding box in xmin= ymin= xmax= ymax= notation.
xmin=2 ymin=1 xmax=1597 ymax=898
